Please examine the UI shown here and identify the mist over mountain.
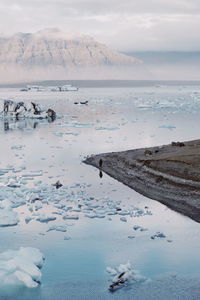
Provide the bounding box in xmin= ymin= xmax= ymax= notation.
xmin=0 ymin=28 xmax=145 ymax=83
xmin=3 ymin=28 xmax=199 ymax=82
xmin=125 ymin=51 xmax=200 ymax=80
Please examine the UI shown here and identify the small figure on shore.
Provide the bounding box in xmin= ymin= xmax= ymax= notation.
xmin=52 ymin=180 xmax=63 ymax=189
xmin=99 ymin=159 xmax=103 ymax=168
xmin=99 ymin=171 xmax=103 ymax=178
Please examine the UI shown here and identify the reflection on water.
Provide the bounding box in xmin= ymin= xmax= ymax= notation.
xmin=0 ymin=118 xmax=55 ymax=132
xmin=99 ymin=170 xmax=103 ymax=178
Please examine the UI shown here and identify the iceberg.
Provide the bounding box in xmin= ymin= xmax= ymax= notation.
xmin=0 ymin=247 xmax=45 ymax=288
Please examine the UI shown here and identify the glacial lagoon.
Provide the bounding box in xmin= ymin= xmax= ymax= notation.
xmin=0 ymin=83 xmax=200 ymax=299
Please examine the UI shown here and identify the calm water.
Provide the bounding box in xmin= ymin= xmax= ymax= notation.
xmin=0 ymin=84 xmax=200 ymax=299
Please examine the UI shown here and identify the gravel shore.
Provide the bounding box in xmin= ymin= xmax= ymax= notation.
xmin=84 ymin=139 xmax=200 ymax=223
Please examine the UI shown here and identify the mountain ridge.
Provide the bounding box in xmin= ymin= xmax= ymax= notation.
xmin=0 ymin=28 xmax=142 ymax=68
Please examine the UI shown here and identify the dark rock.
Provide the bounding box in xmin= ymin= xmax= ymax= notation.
xmin=144 ymin=149 xmax=152 ymax=155
xmin=171 ymin=141 xmax=185 ymax=147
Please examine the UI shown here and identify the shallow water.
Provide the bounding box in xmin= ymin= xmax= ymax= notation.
xmin=0 ymin=84 xmax=200 ymax=299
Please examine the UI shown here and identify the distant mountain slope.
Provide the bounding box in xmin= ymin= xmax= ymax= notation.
xmin=0 ymin=28 xmax=141 ymax=68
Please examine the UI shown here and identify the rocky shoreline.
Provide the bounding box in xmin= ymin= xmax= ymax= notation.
xmin=84 ymin=139 xmax=200 ymax=223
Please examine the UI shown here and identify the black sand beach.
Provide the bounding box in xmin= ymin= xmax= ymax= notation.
xmin=84 ymin=139 xmax=200 ymax=223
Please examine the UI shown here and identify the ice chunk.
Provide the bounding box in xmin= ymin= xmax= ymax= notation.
xmin=133 ymin=225 xmax=148 ymax=232
xmin=107 ymin=262 xmax=147 ymax=292
xmin=0 ymin=201 xmax=19 ymax=227
xmin=159 ymin=125 xmax=176 ymax=130
xmin=64 ymin=236 xmax=71 ymax=240
xmin=35 ymin=204 xmax=43 ymax=211
xmin=25 ymin=216 xmax=33 ymax=224
xmin=128 ymin=235 xmax=135 ymax=239
xmin=7 ymin=178 xmax=21 ymax=188
xmin=118 ymin=210 xmax=130 ymax=216
xmin=11 ymin=145 xmax=25 ymax=150
xmin=63 ymin=214 xmax=79 ymax=220
xmin=85 ymin=213 xmax=105 ymax=219
xmin=47 ymin=225 xmax=67 ymax=232
xmin=95 ymin=126 xmax=119 ymax=131
xmin=36 ymin=214 xmax=56 ymax=223
xmin=64 ymin=122 xmax=94 ymax=128
xmin=0 ymin=247 xmax=45 ymax=288
xmin=151 ymin=232 xmax=166 ymax=240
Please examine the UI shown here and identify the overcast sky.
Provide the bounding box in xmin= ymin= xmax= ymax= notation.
xmin=1 ymin=0 xmax=200 ymax=52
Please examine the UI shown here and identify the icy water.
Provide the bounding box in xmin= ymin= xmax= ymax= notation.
xmin=0 ymin=84 xmax=200 ymax=299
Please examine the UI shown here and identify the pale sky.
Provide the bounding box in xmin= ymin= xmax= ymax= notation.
xmin=1 ymin=0 xmax=200 ymax=52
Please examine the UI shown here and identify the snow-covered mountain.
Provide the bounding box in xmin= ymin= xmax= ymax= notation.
xmin=0 ymin=28 xmax=141 ymax=68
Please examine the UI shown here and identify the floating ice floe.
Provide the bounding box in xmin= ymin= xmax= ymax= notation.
xmin=11 ymin=145 xmax=25 ymax=150
xmin=0 ymin=169 xmax=153 ymax=241
xmin=47 ymin=225 xmax=67 ymax=232
xmin=63 ymin=121 xmax=94 ymax=128
xmin=120 ymin=217 xmax=127 ymax=222
xmin=63 ymin=214 xmax=79 ymax=220
xmin=107 ymin=262 xmax=147 ymax=292
xmin=159 ymin=125 xmax=176 ymax=130
xmin=151 ymin=232 xmax=166 ymax=240
xmin=64 ymin=236 xmax=71 ymax=240
xmin=128 ymin=235 xmax=135 ymax=239
xmin=85 ymin=212 xmax=105 ymax=219
xmin=0 ymin=200 xmax=19 ymax=227
xmin=0 ymin=247 xmax=45 ymax=288
xmin=133 ymin=225 xmax=148 ymax=232
xmin=25 ymin=216 xmax=33 ymax=224
xmin=95 ymin=126 xmax=119 ymax=131
xmin=36 ymin=214 xmax=56 ymax=223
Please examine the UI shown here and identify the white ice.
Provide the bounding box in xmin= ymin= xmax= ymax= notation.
xmin=0 ymin=247 xmax=45 ymax=288
xmin=0 ymin=200 xmax=19 ymax=227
